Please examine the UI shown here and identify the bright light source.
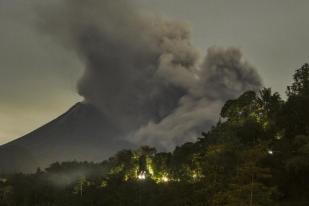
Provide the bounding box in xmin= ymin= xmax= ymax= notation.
xmin=268 ymin=150 xmax=273 ymax=155
xmin=138 ymin=171 xmax=146 ymax=180
xmin=161 ymin=176 xmax=169 ymax=182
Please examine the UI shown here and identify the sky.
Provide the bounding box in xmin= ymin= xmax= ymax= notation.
xmin=1 ymin=0 xmax=309 ymax=145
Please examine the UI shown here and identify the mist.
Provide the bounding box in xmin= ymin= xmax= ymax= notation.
xmin=37 ymin=0 xmax=262 ymax=150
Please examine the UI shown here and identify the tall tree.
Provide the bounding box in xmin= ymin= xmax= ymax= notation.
xmin=281 ymin=63 xmax=309 ymax=137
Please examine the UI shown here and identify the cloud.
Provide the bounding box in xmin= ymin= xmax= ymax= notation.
xmin=37 ymin=0 xmax=262 ymax=150
xmin=132 ymin=47 xmax=262 ymax=149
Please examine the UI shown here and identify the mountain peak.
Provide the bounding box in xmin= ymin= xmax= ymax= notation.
xmin=0 ymin=102 xmax=132 ymax=173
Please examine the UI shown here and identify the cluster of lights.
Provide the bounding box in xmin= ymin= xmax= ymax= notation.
xmin=137 ymin=171 xmax=171 ymax=183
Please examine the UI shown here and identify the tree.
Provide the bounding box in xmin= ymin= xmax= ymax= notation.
xmin=287 ymin=63 xmax=309 ymax=97
xmin=109 ymin=150 xmax=139 ymax=181
xmin=0 ymin=184 xmax=13 ymax=205
xmin=280 ymin=64 xmax=309 ymax=138
xmin=73 ymin=175 xmax=89 ymax=197
xmin=215 ymin=143 xmax=277 ymax=206
xmin=152 ymin=152 xmax=172 ymax=182
xmin=283 ymin=135 xmax=309 ymax=204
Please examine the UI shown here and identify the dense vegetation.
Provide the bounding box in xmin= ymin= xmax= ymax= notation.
xmin=1 ymin=64 xmax=309 ymax=206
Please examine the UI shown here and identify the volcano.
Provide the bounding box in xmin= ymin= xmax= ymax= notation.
xmin=0 ymin=103 xmax=132 ymax=173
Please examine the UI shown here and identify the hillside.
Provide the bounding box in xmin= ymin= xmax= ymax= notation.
xmin=0 ymin=103 xmax=131 ymax=173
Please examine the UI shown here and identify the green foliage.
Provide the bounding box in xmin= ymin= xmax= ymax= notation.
xmin=287 ymin=63 xmax=309 ymax=97
xmin=280 ymin=63 xmax=309 ymax=137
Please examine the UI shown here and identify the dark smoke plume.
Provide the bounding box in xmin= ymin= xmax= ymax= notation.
xmin=37 ymin=0 xmax=262 ymax=150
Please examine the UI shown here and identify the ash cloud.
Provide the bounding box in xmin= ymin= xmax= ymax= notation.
xmin=37 ymin=0 xmax=262 ymax=150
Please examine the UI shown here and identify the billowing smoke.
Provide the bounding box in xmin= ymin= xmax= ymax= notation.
xmin=37 ymin=0 xmax=262 ymax=150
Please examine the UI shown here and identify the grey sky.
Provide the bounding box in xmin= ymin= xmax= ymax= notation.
xmin=1 ymin=0 xmax=308 ymax=145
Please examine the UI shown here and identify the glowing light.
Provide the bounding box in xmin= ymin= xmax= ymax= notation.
xmin=161 ymin=176 xmax=169 ymax=182
xmin=192 ymin=171 xmax=198 ymax=179
xmin=100 ymin=180 xmax=107 ymax=187
xmin=268 ymin=150 xmax=273 ymax=155
xmin=275 ymin=133 xmax=282 ymax=140
xmin=138 ymin=171 xmax=146 ymax=180
xmin=147 ymin=163 xmax=154 ymax=176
